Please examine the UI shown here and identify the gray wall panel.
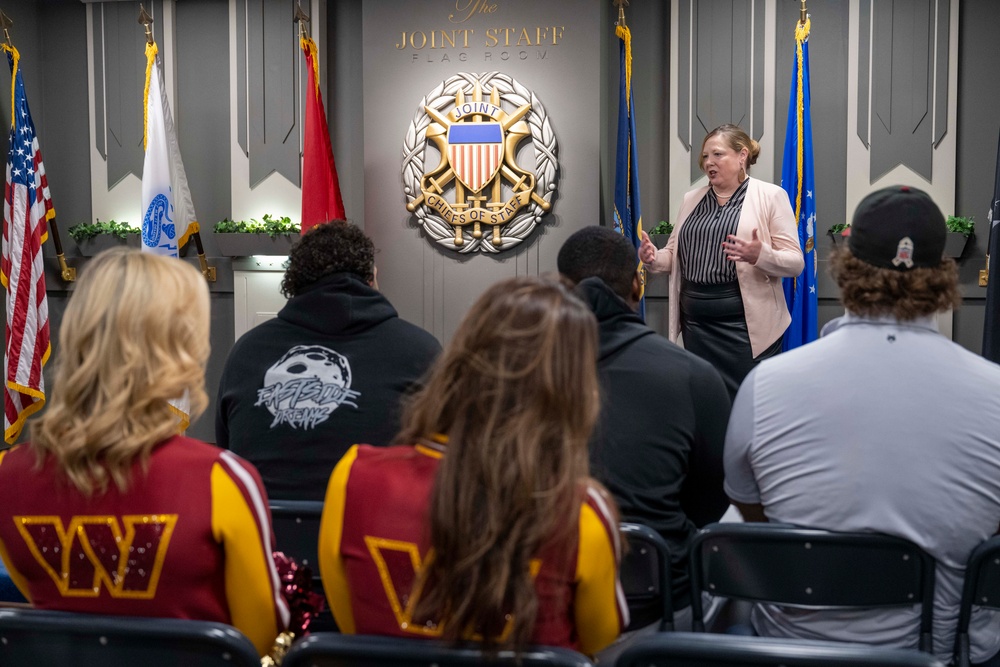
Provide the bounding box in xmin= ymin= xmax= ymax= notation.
xmin=244 ymin=0 xmax=300 ymax=188
xmin=92 ymin=8 xmax=105 ymax=160
xmin=677 ymin=0 xmax=691 ymax=152
xmin=40 ymin=0 xmax=91 ymax=240
xmin=933 ymin=0 xmax=950 ymax=146
xmin=869 ymin=0 xmax=934 ymax=182
xmin=328 ymin=1 xmax=365 ymax=227
xmin=102 ymin=1 xmax=148 ymax=188
xmin=857 ymin=0 xmax=870 ymax=148
xmin=175 ymin=1 xmax=231 ymax=277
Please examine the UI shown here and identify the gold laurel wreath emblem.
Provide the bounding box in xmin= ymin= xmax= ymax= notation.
xmin=402 ymin=73 xmax=558 ymax=254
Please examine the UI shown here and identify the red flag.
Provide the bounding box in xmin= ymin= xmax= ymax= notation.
xmin=300 ymin=37 xmax=345 ymax=235
xmin=2 ymin=46 xmax=51 ymax=444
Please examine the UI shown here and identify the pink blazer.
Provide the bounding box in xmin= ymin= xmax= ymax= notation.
xmin=648 ymin=178 xmax=804 ymax=357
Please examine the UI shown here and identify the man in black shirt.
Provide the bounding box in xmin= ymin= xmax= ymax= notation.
xmin=558 ymin=226 xmax=731 ymax=625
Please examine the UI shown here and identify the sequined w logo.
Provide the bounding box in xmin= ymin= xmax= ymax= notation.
xmin=14 ymin=514 xmax=178 ymax=599
xmin=363 ymin=536 xmax=537 ymax=639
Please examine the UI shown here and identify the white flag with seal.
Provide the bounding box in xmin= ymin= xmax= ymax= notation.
xmin=140 ymin=42 xmax=197 ymax=428
xmin=141 ymin=42 xmax=197 ymax=258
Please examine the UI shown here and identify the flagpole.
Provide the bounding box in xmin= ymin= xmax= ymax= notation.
xmin=0 ymin=11 xmax=75 ymax=283
xmin=137 ymin=5 xmax=215 ymax=282
xmin=295 ymin=2 xmax=310 ymax=38
xmin=614 ymin=0 xmax=628 ymax=27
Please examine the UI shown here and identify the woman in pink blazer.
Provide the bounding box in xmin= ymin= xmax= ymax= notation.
xmin=639 ymin=125 xmax=803 ymax=397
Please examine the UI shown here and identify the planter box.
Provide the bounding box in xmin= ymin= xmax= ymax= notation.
xmin=944 ymin=232 xmax=971 ymax=259
xmin=214 ymin=233 xmax=298 ymax=257
xmin=74 ymin=234 xmax=141 ymax=257
xmin=828 ymin=231 xmax=848 ymax=249
xmin=650 ymin=233 xmax=671 ymax=250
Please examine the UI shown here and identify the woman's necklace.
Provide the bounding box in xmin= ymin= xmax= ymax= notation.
xmin=712 ymin=186 xmax=736 ymax=203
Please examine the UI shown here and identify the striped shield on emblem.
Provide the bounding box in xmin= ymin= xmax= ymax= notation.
xmin=447 ymin=123 xmax=504 ymax=194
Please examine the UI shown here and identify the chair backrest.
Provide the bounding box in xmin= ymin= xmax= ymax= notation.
xmin=282 ymin=632 xmax=594 ymax=667
xmin=689 ymin=523 xmax=936 ymax=652
xmin=0 ymin=561 xmax=26 ymax=603
xmin=616 ymin=632 xmax=946 ymax=667
xmin=619 ymin=522 xmax=673 ymax=631
xmin=270 ymin=499 xmax=325 ymax=574
xmin=0 ymin=607 xmax=260 ymax=666
xmin=954 ymin=535 xmax=1000 ymax=667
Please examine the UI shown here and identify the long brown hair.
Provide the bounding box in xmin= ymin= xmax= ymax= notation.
xmin=401 ymin=275 xmax=603 ymax=650
xmin=30 ymin=248 xmax=210 ymax=495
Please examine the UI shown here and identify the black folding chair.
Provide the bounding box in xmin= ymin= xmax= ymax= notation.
xmin=270 ymin=499 xmax=325 ymax=574
xmin=269 ymin=499 xmax=336 ymax=631
xmin=616 ymin=632 xmax=945 ymax=667
xmin=282 ymin=633 xmax=594 ymax=667
xmin=620 ymin=522 xmax=673 ymax=631
xmin=954 ymin=535 xmax=1000 ymax=667
xmin=689 ymin=523 xmax=936 ymax=653
xmin=0 ymin=607 xmax=260 ymax=666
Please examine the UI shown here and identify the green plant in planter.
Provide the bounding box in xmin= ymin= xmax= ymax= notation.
xmin=213 ymin=214 xmax=299 ymax=238
xmin=828 ymin=222 xmax=850 ymax=236
xmin=650 ymin=220 xmax=674 ymax=236
xmin=946 ymin=215 xmax=974 ymax=237
xmin=68 ymin=219 xmax=140 ymax=242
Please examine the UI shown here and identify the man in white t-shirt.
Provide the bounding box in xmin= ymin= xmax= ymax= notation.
xmin=724 ymin=185 xmax=1000 ymax=665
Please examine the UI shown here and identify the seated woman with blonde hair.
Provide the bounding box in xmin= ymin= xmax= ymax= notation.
xmin=319 ymin=275 xmax=628 ymax=655
xmin=0 ymin=248 xmax=287 ymax=656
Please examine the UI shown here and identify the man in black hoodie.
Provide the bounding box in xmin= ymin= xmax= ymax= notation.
xmin=216 ymin=221 xmax=441 ymax=501
xmin=558 ymin=225 xmax=731 ymax=627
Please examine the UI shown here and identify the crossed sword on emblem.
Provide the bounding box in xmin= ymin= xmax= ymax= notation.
xmin=406 ymin=98 xmax=551 ymax=247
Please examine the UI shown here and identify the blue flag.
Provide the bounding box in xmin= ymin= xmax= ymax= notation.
xmin=613 ymin=24 xmax=645 ymax=320
xmin=780 ymin=18 xmax=818 ymax=351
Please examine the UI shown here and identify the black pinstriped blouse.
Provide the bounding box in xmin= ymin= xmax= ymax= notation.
xmin=677 ymin=178 xmax=750 ymax=285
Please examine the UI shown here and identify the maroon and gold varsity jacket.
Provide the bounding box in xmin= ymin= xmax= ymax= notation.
xmin=319 ymin=442 xmax=628 ymax=655
xmin=0 ymin=436 xmax=288 ymax=656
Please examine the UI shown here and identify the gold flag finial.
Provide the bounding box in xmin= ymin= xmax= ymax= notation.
xmin=0 ymin=10 xmax=13 ymax=48
xmin=294 ymin=2 xmax=310 ymax=40
xmin=138 ymin=4 xmax=154 ymax=45
xmin=799 ymin=0 xmax=808 ymax=26
xmin=614 ymin=0 xmax=628 ymax=28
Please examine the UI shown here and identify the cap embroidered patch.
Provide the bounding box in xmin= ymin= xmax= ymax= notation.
xmin=891 ymin=237 xmax=914 ymax=269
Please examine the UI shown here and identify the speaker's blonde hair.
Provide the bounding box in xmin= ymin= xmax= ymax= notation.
xmin=30 ymin=248 xmax=210 ymax=495
xmin=699 ymin=124 xmax=761 ymax=172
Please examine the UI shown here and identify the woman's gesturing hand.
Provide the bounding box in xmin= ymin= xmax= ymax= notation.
xmin=638 ymin=231 xmax=658 ymax=265
xmin=723 ymin=229 xmax=762 ymax=265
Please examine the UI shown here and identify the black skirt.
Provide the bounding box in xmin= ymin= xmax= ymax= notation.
xmin=680 ymin=280 xmax=782 ymax=398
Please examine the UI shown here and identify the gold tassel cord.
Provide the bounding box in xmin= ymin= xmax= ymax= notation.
xmin=143 ymin=41 xmax=158 ymax=151
xmin=1 ymin=43 xmax=18 ymax=129
xmin=793 ymin=17 xmax=809 ymax=234
xmin=300 ymin=36 xmax=320 ymax=96
xmin=615 ymin=24 xmax=632 ymax=110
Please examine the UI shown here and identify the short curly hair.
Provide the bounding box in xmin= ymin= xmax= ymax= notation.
xmin=281 ymin=221 xmax=375 ymax=298
xmin=829 ymin=247 xmax=960 ymax=320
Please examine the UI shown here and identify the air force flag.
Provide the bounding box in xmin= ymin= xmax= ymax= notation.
xmin=141 ymin=42 xmax=197 ymax=257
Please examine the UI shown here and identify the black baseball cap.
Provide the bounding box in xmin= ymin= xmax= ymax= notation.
xmin=847 ymin=185 xmax=947 ymax=270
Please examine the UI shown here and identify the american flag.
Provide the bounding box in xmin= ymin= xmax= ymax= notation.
xmin=2 ymin=48 xmax=52 ymax=444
